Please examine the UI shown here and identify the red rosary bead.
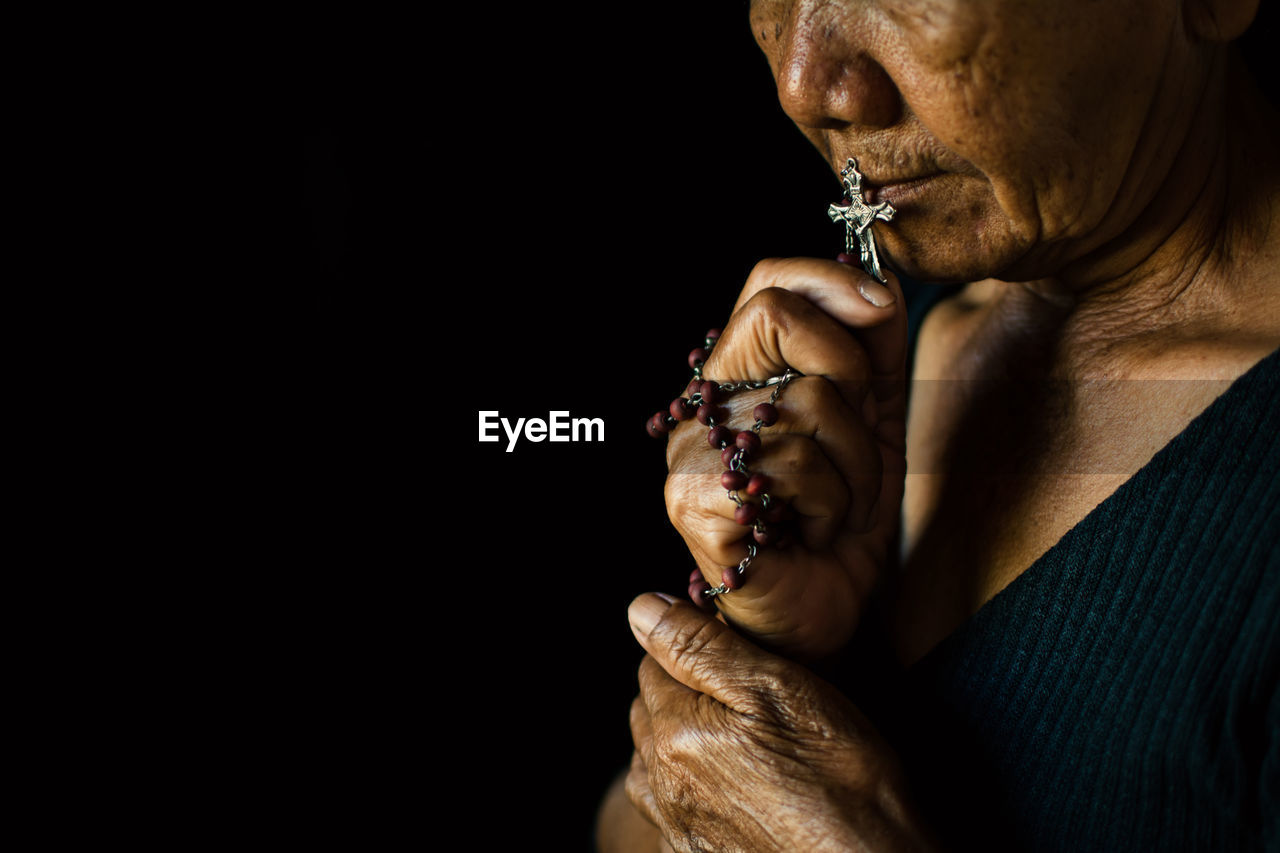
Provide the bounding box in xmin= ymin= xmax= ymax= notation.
xmin=696 ymin=404 xmax=723 ymax=426
xmin=746 ymin=473 xmax=769 ymax=496
xmin=708 ymin=425 xmax=734 ymax=449
xmin=720 ymin=567 xmax=742 ymax=590
xmin=721 ymin=471 xmax=748 ymax=491
xmin=734 ymin=503 xmax=759 ymax=526
xmin=699 ymin=381 xmax=721 ymax=405
xmin=688 ymin=580 xmax=714 ymax=609
xmin=735 ymin=431 xmax=761 ymax=454
xmin=688 ymin=348 xmax=710 ymax=369
xmin=721 ymin=445 xmax=740 ymax=467
xmin=670 ymin=397 xmax=696 ymax=421
xmin=753 ymin=402 xmax=779 ymax=426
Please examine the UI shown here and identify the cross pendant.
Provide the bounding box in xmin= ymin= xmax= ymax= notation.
xmin=827 ymin=157 xmax=897 ymax=283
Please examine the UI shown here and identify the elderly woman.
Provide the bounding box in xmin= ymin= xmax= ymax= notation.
xmin=598 ymin=0 xmax=1278 ymax=850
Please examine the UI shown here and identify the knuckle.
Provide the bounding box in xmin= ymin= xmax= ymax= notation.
xmin=711 ymin=288 xmax=810 ymax=380
xmin=624 ymin=763 xmax=650 ymax=806
xmin=702 ymin=527 xmax=747 ymax=567
xmin=629 ymin=695 xmax=647 ymax=731
xmin=666 ymin=614 xmax=728 ymax=663
xmin=663 ymin=472 xmax=694 ymax=518
xmin=783 ymin=376 xmax=843 ymax=421
xmin=660 ymin=723 xmax=711 ymax=766
xmin=747 ymin=668 xmax=790 ymax=707
xmin=664 ymin=463 xmax=714 ymax=515
xmin=752 ymin=256 xmax=785 ymax=275
xmin=743 ymin=284 xmax=795 ymax=325
xmin=772 ymin=435 xmax=826 ymax=475
xmin=746 ymin=256 xmax=785 ymax=287
xmin=664 ymin=476 xmax=728 ymax=538
xmin=663 ymin=420 xmax=704 ymax=469
xmin=665 ymin=503 xmax=744 ymax=568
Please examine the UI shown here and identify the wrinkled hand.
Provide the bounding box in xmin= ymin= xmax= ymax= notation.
xmin=664 ymin=258 xmax=908 ymax=659
xmin=625 ymin=593 xmax=937 ymax=853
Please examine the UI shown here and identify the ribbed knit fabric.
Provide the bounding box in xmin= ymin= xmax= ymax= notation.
xmin=885 ymin=347 xmax=1280 ymax=851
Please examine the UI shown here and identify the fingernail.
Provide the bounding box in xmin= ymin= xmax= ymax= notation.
xmin=858 ymin=279 xmax=896 ymax=308
xmin=629 ymin=593 xmax=674 ymax=637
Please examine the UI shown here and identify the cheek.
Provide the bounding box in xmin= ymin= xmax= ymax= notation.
xmin=895 ymin=41 xmax=1120 ymax=266
xmin=877 ymin=89 xmax=1055 ymax=276
xmin=882 ymin=0 xmax=991 ymax=73
xmin=899 ymin=1 xmax=1179 ymax=250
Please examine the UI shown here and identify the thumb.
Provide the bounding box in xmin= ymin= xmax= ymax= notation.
xmin=736 ymin=258 xmax=908 ymax=395
xmin=847 ymin=269 xmax=907 ymax=382
xmin=628 ymin=592 xmax=784 ymax=712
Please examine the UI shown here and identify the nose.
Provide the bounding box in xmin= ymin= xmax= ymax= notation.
xmin=774 ymin=16 xmax=901 ymax=130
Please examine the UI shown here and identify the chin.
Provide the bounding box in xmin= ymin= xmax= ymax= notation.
xmin=880 ymin=213 xmax=1032 ymax=284
xmin=881 ymin=241 xmax=1005 ymax=285
xmin=886 ymin=256 xmax=969 ymax=285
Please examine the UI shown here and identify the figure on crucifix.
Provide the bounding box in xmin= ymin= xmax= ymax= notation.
xmin=827 ymin=157 xmax=897 ymax=283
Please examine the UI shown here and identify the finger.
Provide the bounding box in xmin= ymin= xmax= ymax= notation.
xmin=664 ymin=421 xmax=748 ymax=569
xmin=665 ymin=378 xmax=882 ymax=561
xmin=704 ymin=286 xmax=874 ymax=405
xmin=668 ymin=430 xmax=853 ymax=555
xmin=628 ymin=593 xmax=793 ymax=714
xmin=735 ymin=256 xmax=894 ymax=320
xmin=764 ymin=377 xmax=884 ymax=531
xmin=736 ymin=258 xmax=907 ymax=380
xmin=665 ymin=493 xmax=748 ymax=576
xmin=737 ymin=259 xmax=909 ymax=411
xmin=630 ymin=694 xmax=655 ymax=767
xmin=708 ymin=533 xmax=875 ymax=656
xmin=624 ymin=749 xmax=664 ymax=830
xmin=637 ymin=653 xmax=704 ymax=725
xmin=754 ymin=433 xmax=853 ymax=547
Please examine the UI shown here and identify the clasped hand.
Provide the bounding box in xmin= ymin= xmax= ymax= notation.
xmin=663 ymin=257 xmax=908 ymax=659
xmin=614 ymin=259 xmax=935 ymax=851
xmin=625 ymin=594 xmax=936 ymax=852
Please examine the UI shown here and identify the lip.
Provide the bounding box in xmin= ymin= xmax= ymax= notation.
xmin=862 ymin=172 xmax=942 ymax=207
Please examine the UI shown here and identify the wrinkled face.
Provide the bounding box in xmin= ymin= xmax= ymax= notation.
xmin=749 ymin=0 xmax=1201 ymax=283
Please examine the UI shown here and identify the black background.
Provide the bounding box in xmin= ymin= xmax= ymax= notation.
xmin=296 ymin=5 xmax=1275 ymax=849
xmin=297 ymin=7 xmax=836 ymax=849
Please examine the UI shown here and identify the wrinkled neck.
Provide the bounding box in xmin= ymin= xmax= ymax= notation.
xmin=1015 ymin=50 xmax=1279 ymax=346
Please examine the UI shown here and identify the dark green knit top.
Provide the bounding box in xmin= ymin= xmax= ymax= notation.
xmin=883 ymin=298 xmax=1279 ymax=850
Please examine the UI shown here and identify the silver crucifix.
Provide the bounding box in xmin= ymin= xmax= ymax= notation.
xmin=827 ymin=157 xmax=896 ymax=283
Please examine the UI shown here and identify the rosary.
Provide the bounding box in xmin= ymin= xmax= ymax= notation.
xmin=647 ymin=158 xmax=896 ymax=607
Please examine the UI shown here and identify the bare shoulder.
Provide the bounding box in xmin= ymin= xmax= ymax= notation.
xmin=911 ymin=279 xmax=1001 ymax=381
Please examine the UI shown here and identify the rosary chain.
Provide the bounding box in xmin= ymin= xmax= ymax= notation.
xmin=649 ymin=330 xmax=803 ymax=606
xmin=701 ymin=367 xmax=800 ymax=599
